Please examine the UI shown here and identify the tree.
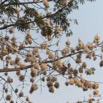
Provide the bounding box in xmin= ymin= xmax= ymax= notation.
xmin=0 ymin=0 xmax=102 ymax=103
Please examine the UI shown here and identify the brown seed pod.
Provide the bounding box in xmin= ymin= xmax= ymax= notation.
xmin=5 ymin=88 xmax=8 ymax=93
xmin=68 ymin=78 xmax=74 ymax=85
xmin=29 ymin=84 xmax=38 ymax=94
xmin=33 ymin=62 xmax=39 ymax=69
xmin=30 ymin=78 xmax=35 ymax=83
xmin=32 ymin=48 xmax=39 ymax=54
xmin=40 ymin=63 xmax=47 ymax=70
xmin=73 ymin=69 xmax=78 ymax=76
xmin=82 ymin=62 xmax=87 ymax=68
xmin=19 ymin=91 xmax=24 ymax=97
xmin=31 ymin=68 xmax=37 ymax=77
xmin=16 ymin=71 xmax=20 ymax=76
xmin=99 ymin=60 xmax=103 ymax=67
xmin=26 ymin=97 xmax=30 ymax=101
xmin=10 ymin=100 xmax=14 ymax=103
xmin=6 ymin=95 xmax=11 ymax=101
xmin=9 ymin=27 xmax=14 ymax=34
xmin=47 ymin=81 xmax=53 ymax=87
xmin=54 ymin=82 xmax=60 ymax=89
xmin=49 ymin=86 xmax=54 ymax=93
xmin=7 ymin=77 xmax=13 ymax=83
xmin=92 ymin=83 xmax=99 ymax=89
xmin=88 ymin=98 xmax=93 ymax=103
xmin=43 ymin=0 xmax=49 ymax=8
xmin=65 ymin=81 xmax=69 ymax=86
xmin=66 ymin=40 xmax=71 ymax=46
xmin=93 ymin=89 xmax=99 ymax=95
xmin=79 ymin=67 xmax=83 ymax=73
xmin=19 ymin=75 xmax=25 ymax=81
xmin=15 ymin=88 xmax=18 ymax=93
xmin=85 ymin=69 xmax=92 ymax=75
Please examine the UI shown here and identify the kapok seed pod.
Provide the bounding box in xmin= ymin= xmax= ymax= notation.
xmin=43 ymin=0 xmax=49 ymax=8
xmin=41 ymin=77 xmax=45 ymax=82
xmin=82 ymin=62 xmax=87 ymax=68
xmin=5 ymin=35 xmax=9 ymax=41
xmin=15 ymin=88 xmax=18 ymax=93
xmin=27 ymin=32 xmax=32 ymax=38
xmin=32 ymin=48 xmax=39 ymax=54
xmin=31 ymin=68 xmax=37 ymax=77
xmin=92 ymin=83 xmax=99 ymax=89
xmin=47 ymin=81 xmax=53 ymax=87
xmin=49 ymin=86 xmax=54 ymax=93
xmin=26 ymin=97 xmax=30 ymax=101
xmin=16 ymin=71 xmax=20 ymax=76
xmin=19 ymin=91 xmax=24 ymax=97
xmin=6 ymin=95 xmax=11 ymax=101
xmin=77 ymin=101 xmax=82 ymax=103
xmin=33 ymin=62 xmax=39 ymax=69
xmin=20 ymin=64 xmax=26 ymax=70
xmin=29 ymin=84 xmax=35 ymax=94
xmin=28 ymin=38 xmax=32 ymax=44
xmin=48 ymin=53 xmax=55 ymax=59
xmin=5 ymin=88 xmax=8 ymax=93
xmin=73 ymin=69 xmax=78 ymax=76
xmin=99 ymin=60 xmax=103 ymax=67
xmin=88 ymin=99 xmax=93 ymax=103
xmin=85 ymin=69 xmax=92 ymax=75
xmin=54 ymin=82 xmax=60 ymax=89
xmin=65 ymin=81 xmax=69 ymax=86
xmin=9 ymin=27 xmax=14 ymax=34
xmin=79 ymin=67 xmax=83 ymax=73
xmin=19 ymin=75 xmax=25 ymax=81
xmin=93 ymin=89 xmax=99 ymax=95
xmin=7 ymin=77 xmax=13 ymax=83
xmin=10 ymin=100 xmax=14 ymax=103
xmin=40 ymin=63 xmax=47 ymax=70
xmin=52 ymin=76 xmax=57 ymax=82
xmin=30 ymin=78 xmax=35 ymax=83
xmin=66 ymin=40 xmax=71 ymax=46
xmin=68 ymin=78 xmax=74 ymax=85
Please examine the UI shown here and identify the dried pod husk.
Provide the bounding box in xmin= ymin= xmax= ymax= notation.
xmin=16 ymin=71 xmax=20 ymax=76
xmin=19 ymin=91 xmax=24 ymax=97
xmin=49 ymin=86 xmax=54 ymax=93
xmin=84 ymin=45 xmax=89 ymax=53
xmin=87 ymin=43 xmax=94 ymax=50
xmin=40 ymin=43 xmax=48 ymax=49
xmin=47 ymin=81 xmax=53 ymax=87
xmin=19 ymin=75 xmax=25 ymax=81
xmin=54 ymin=82 xmax=60 ymax=89
xmin=33 ymin=62 xmax=39 ymax=69
xmin=9 ymin=27 xmax=14 ymax=34
xmin=92 ymin=83 xmax=99 ymax=89
xmin=20 ymin=64 xmax=26 ymax=70
xmin=10 ymin=100 xmax=14 ymax=103
xmin=15 ymin=88 xmax=18 ymax=93
xmin=31 ymin=68 xmax=37 ymax=77
xmin=43 ymin=0 xmax=49 ymax=8
xmin=73 ymin=69 xmax=78 ymax=76
xmin=85 ymin=69 xmax=93 ymax=75
xmin=40 ymin=63 xmax=47 ymax=70
xmin=26 ymin=97 xmax=30 ymax=102
xmin=76 ymin=58 xmax=82 ymax=63
xmin=82 ymin=62 xmax=87 ymax=68
xmin=88 ymin=98 xmax=94 ymax=103
xmin=48 ymin=52 xmax=55 ymax=59
xmin=6 ymin=95 xmax=11 ymax=101
xmin=77 ymin=101 xmax=82 ymax=103
xmin=55 ymin=59 xmax=63 ymax=68
xmin=30 ymin=78 xmax=35 ymax=83
xmin=61 ymin=48 xmax=69 ymax=56
xmin=79 ymin=67 xmax=83 ymax=73
xmin=52 ymin=76 xmax=57 ymax=82
xmin=30 ymin=84 xmax=38 ymax=94
xmin=65 ymin=81 xmax=69 ymax=86
xmin=5 ymin=88 xmax=8 ymax=93
xmin=5 ymin=35 xmax=9 ymax=41
xmin=61 ymin=0 xmax=67 ymax=6
xmin=93 ymin=89 xmax=99 ymax=95
xmin=99 ymin=60 xmax=103 ymax=67
xmin=7 ymin=77 xmax=13 ymax=83
xmin=68 ymin=78 xmax=74 ymax=85
xmin=32 ymin=48 xmax=39 ymax=55
xmin=66 ymin=40 xmax=71 ymax=46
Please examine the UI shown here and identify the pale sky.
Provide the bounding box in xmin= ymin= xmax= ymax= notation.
xmin=30 ymin=1 xmax=103 ymax=103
